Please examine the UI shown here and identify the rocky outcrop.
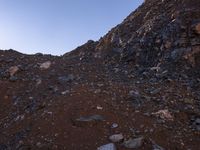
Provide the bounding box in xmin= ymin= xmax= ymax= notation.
xmin=100 ymin=0 xmax=200 ymax=68
xmin=66 ymin=0 xmax=200 ymax=72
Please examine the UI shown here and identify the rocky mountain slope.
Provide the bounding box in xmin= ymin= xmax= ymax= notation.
xmin=1 ymin=0 xmax=200 ymax=150
xmin=67 ymin=0 xmax=200 ymax=70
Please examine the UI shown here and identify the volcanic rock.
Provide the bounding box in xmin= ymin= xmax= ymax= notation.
xmin=1 ymin=0 xmax=200 ymax=149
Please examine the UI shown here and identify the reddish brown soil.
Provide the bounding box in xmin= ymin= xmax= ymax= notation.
xmin=0 ymin=50 xmax=200 ymax=150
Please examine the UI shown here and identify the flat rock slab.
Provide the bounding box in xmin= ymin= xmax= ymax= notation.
xmin=72 ymin=115 xmax=105 ymax=127
xmin=76 ymin=115 xmax=104 ymax=122
xmin=97 ymin=143 xmax=116 ymax=150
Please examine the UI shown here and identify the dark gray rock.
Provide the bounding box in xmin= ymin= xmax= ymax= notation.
xmin=129 ymin=90 xmax=140 ymax=98
xmin=128 ymin=90 xmax=143 ymax=108
xmin=72 ymin=115 xmax=105 ymax=127
xmin=9 ymin=76 xmax=18 ymax=82
xmin=58 ymin=74 xmax=75 ymax=83
xmin=123 ymin=137 xmax=144 ymax=149
xmin=192 ymin=117 xmax=200 ymax=131
xmin=0 ymin=144 xmax=8 ymax=150
xmin=76 ymin=115 xmax=104 ymax=122
xmin=170 ymin=48 xmax=191 ymax=61
xmin=153 ymin=144 xmax=165 ymax=150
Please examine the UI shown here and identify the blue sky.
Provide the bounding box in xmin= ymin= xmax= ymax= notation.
xmin=0 ymin=0 xmax=143 ymax=55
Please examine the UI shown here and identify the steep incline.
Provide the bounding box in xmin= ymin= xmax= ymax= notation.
xmin=66 ymin=0 xmax=200 ymax=71
xmin=98 ymin=0 xmax=200 ymax=68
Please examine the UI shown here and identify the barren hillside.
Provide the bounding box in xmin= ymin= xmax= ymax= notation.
xmin=0 ymin=0 xmax=200 ymax=149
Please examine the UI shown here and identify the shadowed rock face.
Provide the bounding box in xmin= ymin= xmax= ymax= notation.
xmin=1 ymin=1 xmax=200 ymax=150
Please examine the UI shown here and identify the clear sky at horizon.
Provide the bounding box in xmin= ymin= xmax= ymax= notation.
xmin=0 ymin=0 xmax=143 ymax=55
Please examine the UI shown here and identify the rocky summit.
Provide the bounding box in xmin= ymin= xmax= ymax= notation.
xmin=0 ymin=0 xmax=200 ymax=149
